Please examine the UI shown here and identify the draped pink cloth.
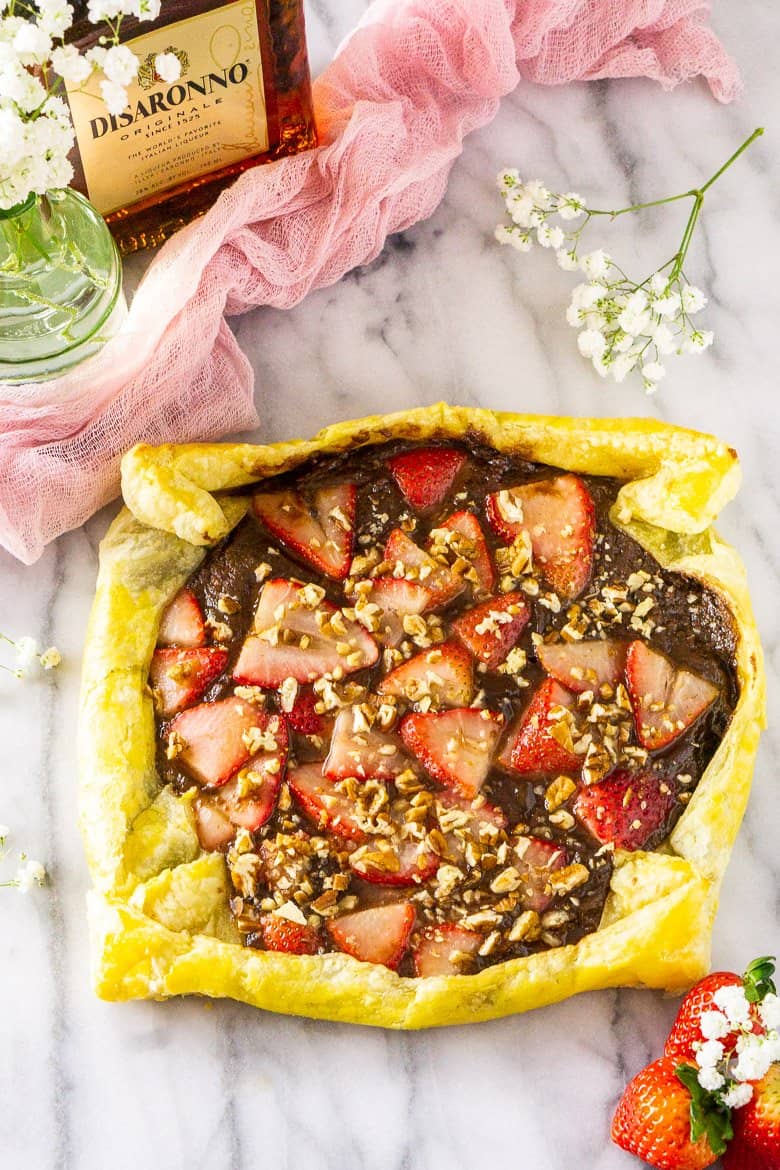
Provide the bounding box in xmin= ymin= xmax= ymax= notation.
xmin=0 ymin=0 xmax=740 ymax=563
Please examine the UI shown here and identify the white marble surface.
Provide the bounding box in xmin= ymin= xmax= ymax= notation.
xmin=2 ymin=3 xmax=779 ymax=1168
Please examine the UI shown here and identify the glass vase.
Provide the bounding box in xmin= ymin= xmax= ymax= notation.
xmin=0 ymin=188 xmax=126 ymax=384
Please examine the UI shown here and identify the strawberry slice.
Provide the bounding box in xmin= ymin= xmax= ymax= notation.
xmin=451 ymin=592 xmax=530 ymax=670
xmin=258 ymin=913 xmax=321 ymax=955
xmin=573 ymin=768 xmax=677 ymax=850
xmin=436 ymin=511 xmax=496 ymax=594
xmin=486 ymin=474 xmax=595 ymax=599
xmin=536 ymin=639 xmax=627 ymax=694
xmin=202 ymin=761 xmax=284 ymax=833
xmin=323 ymin=707 xmax=408 ymax=781
xmin=327 ymin=902 xmax=416 ymax=969
xmin=353 ymin=578 xmax=433 ymax=647
xmin=157 ymin=588 xmax=206 ymax=648
xmin=252 ymin=482 xmax=356 ymax=579
xmin=413 ymin=923 xmax=483 ymax=977
xmin=233 ymin=578 xmax=378 ymax=687
xmin=514 ymin=835 xmax=568 ymax=912
xmin=150 ymin=647 xmax=228 ymax=717
xmin=349 ymin=838 xmax=439 ymax=886
xmin=625 ymin=640 xmax=719 ymax=750
xmin=193 ymin=800 xmax=236 ymax=851
xmin=400 ymin=707 xmax=504 ymax=800
xmin=285 ymin=687 xmax=330 ymax=737
xmin=498 ymin=679 xmax=580 ymax=776
xmin=288 ymin=762 xmax=367 ymax=841
xmin=384 ymin=528 xmax=466 ymax=609
xmin=378 ymin=641 xmax=474 ymax=708
xmin=170 ymin=699 xmax=287 ymax=789
xmin=388 ymin=447 xmax=466 ymax=512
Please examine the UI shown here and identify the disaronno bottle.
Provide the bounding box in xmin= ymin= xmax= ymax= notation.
xmin=65 ymin=0 xmax=316 ymax=253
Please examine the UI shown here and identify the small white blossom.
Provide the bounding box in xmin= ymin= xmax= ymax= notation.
xmin=653 ymin=290 xmax=682 ymax=319
xmin=50 ymin=43 xmax=92 ymax=84
xmin=557 ymin=192 xmax=585 ymax=220
xmin=15 ymin=636 xmax=39 ymax=668
xmin=733 ymin=1039 xmax=773 ymax=1084
xmin=713 ymin=985 xmax=753 ymax=1028
xmin=700 ymin=1009 xmax=731 ymax=1041
xmin=681 ymin=284 xmax=707 ymax=314
xmin=536 ymin=222 xmax=564 ymax=250
xmin=650 ymin=322 xmax=676 ymax=355
xmin=497 ymin=168 xmax=520 ymax=194
xmin=15 ymin=857 xmax=46 ymax=892
xmin=760 ymin=993 xmax=780 ymax=1031
xmin=495 ymin=224 xmax=533 ymax=253
xmin=697 ymin=1066 xmax=726 ymax=1092
xmin=722 ymin=1083 xmax=754 ymax=1109
xmin=683 ymin=329 xmax=714 ymax=354
xmin=40 ymin=646 xmax=61 ymax=670
xmin=101 ymin=43 xmax=138 ymax=85
xmin=641 ymin=361 xmax=666 ymax=384
xmin=696 ymin=1038 xmax=726 ymax=1068
xmin=99 ymin=77 xmax=129 ymax=117
xmin=577 ymin=329 xmax=606 ymax=359
xmin=579 ymin=249 xmax=611 ymax=280
xmin=154 ymin=51 xmax=180 ymax=83
xmin=556 ymin=248 xmax=579 ymax=271
xmin=12 ymin=22 xmax=51 ymax=63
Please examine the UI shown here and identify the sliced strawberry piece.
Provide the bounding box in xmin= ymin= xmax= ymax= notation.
xmin=288 ymin=763 xmax=367 ymax=841
xmin=573 ymin=768 xmax=677 ymax=850
xmin=413 ymin=923 xmax=483 ymax=977
xmin=349 ymin=838 xmax=438 ymax=886
xmin=498 ymin=679 xmax=580 ymax=776
xmin=625 ymin=640 xmax=719 ymax=750
xmin=378 ymin=641 xmax=474 ymax=708
xmin=451 ymin=592 xmax=530 ymax=670
xmin=327 ymin=902 xmax=415 ymax=970
xmin=285 ymin=687 xmax=329 ymax=737
xmin=388 ymin=446 xmax=466 ymax=512
xmin=170 ymin=699 xmax=286 ymax=789
xmin=486 ymin=474 xmax=595 ymax=599
xmin=536 ymin=639 xmax=627 ymax=694
xmin=252 ymin=482 xmax=356 ymax=579
xmin=400 ymin=707 xmax=504 ymax=800
xmin=384 ymin=528 xmax=466 ymax=609
xmin=193 ymin=800 xmax=236 ymax=851
xmin=258 ymin=914 xmax=321 ymax=955
xmin=157 ymin=588 xmax=206 ymax=648
xmin=233 ymin=578 xmax=378 ymax=687
xmin=204 ymin=763 xmax=283 ymax=832
xmin=150 ymin=647 xmax=228 ymax=717
xmin=436 ymin=511 xmax=496 ymax=594
xmin=513 ymin=835 xmax=568 ymax=912
xmin=323 ymin=707 xmax=408 ymax=781
xmin=354 ymin=578 xmax=432 ymax=647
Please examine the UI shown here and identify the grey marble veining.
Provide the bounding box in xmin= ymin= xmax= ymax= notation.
xmin=2 ymin=3 xmax=779 ymax=1168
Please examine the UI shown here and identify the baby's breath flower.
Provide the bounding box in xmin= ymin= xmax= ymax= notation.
xmin=494 ymin=129 xmax=763 ymax=393
xmin=40 ymin=646 xmax=62 ymax=670
xmin=15 ymin=857 xmax=46 ymax=893
xmin=15 ymin=635 xmax=39 ymax=667
xmin=154 ymin=51 xmax=180 ymax=82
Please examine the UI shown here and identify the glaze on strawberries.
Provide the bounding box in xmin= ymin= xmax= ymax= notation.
xmin=151 ymin=440 xmax=738 ymax=976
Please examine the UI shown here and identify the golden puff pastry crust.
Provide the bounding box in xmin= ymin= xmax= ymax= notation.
xmin=78 ymin=405 xmax=765 ymax=1028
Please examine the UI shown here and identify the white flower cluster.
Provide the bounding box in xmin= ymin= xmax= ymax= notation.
xmin=693 ymin=984 xmax=780 ymax=1107
xmin=0 ymin=0 xmax=178 ymax=210
xmin=1 ymin=631 xmax=61 ymax=678
xmin=0 ymin=827 xmax=47 ymax=894
xmin=495 ymin=171 xmax=714 ymax=394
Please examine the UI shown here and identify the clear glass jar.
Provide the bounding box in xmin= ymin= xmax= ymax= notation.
xmin=0 ymin=188 xmax=126 ymax=384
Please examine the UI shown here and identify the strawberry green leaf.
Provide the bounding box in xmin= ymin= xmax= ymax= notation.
xmin=675 ymin=1064 xmax=734 ymax=1158
xmin=742 ymin=954 xmax=776 ymax=1003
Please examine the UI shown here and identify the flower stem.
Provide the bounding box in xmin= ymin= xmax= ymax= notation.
xmin=587 ymin=127 xmax=764 ymax=220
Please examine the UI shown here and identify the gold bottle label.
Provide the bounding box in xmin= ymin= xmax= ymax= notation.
xmin=66 ymin=0 xmax=268 ymax=215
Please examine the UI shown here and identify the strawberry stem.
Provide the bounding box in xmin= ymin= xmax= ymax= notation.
xmin=742 ymin=954 xmax=777 ymax=1003
xmin=676 ymin=1064 xmax=734 ymax=1157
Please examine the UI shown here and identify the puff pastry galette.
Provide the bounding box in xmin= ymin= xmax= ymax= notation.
xmin=78 ymin=406 xmax=765 ymax=1027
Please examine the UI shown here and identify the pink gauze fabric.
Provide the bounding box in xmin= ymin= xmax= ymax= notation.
xmin=0 ymin=0 xmax=741 ymax=564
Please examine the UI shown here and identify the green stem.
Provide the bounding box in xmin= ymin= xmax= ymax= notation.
xmin=586 ymin=127 xmax=764 ymax=219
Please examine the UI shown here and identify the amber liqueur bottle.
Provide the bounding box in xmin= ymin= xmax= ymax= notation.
xmin=63 ymin=0 xmax=316 ymax=253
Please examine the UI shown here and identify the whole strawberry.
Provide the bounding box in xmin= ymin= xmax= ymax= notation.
xmin=665 ymin=956 xmax=776 ymax=1063
xmin=611 ymin=1056 xmax=730 ymax=1170
xmin=724 ymin=1063 xmax=780 ymax=1170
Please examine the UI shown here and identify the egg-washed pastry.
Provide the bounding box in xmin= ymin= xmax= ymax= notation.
xmin=78 ymin=406 xmax=764 ymax=1027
